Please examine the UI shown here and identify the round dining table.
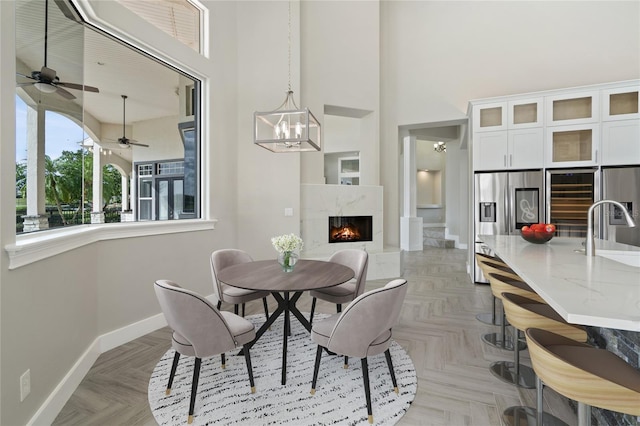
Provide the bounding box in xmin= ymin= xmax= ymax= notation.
xmin=217 ymin=259 xmax=354 ymax=385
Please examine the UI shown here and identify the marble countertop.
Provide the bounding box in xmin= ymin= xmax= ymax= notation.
xmin=479 ymin=235 xmax=640 ymax=332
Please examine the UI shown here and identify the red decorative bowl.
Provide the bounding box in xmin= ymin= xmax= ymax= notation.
xmin=521 ymin=224 xmax=555 ymax=244
xmin=521 ymin=232 xmax=553 ymax=244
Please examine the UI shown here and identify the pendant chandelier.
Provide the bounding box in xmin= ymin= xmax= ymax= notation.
xmin=253 ymin=2 xmax=321 ymax=152
xmin=433 ymin=141 xmax=446 ymax=153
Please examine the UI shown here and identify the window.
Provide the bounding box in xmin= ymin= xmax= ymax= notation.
xmin=115 ymin=0 xmax=203 ymax=53
xmin=15 ymin=0 xmax=201 ymax=234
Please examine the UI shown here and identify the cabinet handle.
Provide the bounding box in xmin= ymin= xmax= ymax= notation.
xmin=510 ymin=154 xmax=513 ymax=166
xmin=595 ymin=149 xmax=598 ymax=163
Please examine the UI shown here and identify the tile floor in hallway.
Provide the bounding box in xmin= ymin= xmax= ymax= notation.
xmin=53 ymin=247 xmax=577 ymax=426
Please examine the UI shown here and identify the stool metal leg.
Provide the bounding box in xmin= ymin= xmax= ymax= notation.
xmin=501 ymin=376 xmax=568 ymax=426
xmin=577 ymin=402 xmax=591 ymax=426
xmin=490 ymin=327 xmax=535 ymax=388
xmin=476 ymin=296 xmax=504 ymax=326
xmin=482 ymin=304 xmax=524 ymax=351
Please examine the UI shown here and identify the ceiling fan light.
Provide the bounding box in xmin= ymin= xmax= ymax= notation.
xmin=34 ymin=82 xmax=57 ymax=93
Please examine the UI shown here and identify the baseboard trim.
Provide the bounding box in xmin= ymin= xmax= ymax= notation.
xmin=98 ymin=312 xmax=168 ymax=353
xmin=26 ymin=339 xmax=102 ymax=426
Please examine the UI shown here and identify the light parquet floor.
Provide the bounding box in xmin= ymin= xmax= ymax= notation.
xmin=53 ymin=247 xmax=577 ymax=426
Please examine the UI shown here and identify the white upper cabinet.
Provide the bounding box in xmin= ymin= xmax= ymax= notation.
xmin=600 ymin=84 xmax=640 ymax=165
xmin=472 ymin=102 xmax=507 ymax=133
xmin=508 ymin=128 xmax=544 ymax=169
xmin=546 ymin=124 xmax=599 ymax=167
xmin=473 ymin=131 xmax=508 ymax=170
xmin=545 ymin=91 xmax=599 ymax=127
xmin=473 ymin=97 xmax=544 ymax=170
xmin=601 ymin=85 xmax=640 ymax=121
xmin=508 ymin=98 xmax=543 ymax=129
xmin=471 ymin=80 xmax=640 ymax=172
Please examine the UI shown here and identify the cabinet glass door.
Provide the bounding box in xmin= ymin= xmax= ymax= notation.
xmin=546 ymin=124 xmax=599 ymax=167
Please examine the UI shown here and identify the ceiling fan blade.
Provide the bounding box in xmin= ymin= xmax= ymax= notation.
xmin=58 ymin=82 xmax=100 ymax=93
xmin=55 ymin=86 xmax=76 ymax=100
xmin=17 ymin=82 xmax=35 ymax=87
xmin=16 ymin=72 xmax=36 ymax=80
xmin=128 ymin=141 xmax=149 ymax=147
xmin=40 ymin=66 xmax=57 ymax=82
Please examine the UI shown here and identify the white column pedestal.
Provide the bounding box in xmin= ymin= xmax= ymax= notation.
xmin=400 ymin=216 xmax=424 ymax=251
xmin=21 ymin=215 xmax=49 ymax=232
xmin=91 ymin=212 xmax=105 ymax=224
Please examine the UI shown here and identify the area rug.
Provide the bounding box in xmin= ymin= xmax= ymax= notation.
xmin=148 ymin=313 xmax=417 ymax=425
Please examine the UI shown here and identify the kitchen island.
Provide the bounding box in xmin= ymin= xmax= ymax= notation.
xmin=478 ymin=235 xmax=640 ymax=332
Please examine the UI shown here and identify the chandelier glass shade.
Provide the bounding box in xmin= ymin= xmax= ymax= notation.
xmin=433 ymin=141 xmax=446 ymax=153
xmin=254 ymin=90 xmax=321 ymax=152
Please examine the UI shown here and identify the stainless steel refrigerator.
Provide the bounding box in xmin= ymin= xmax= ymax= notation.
xmin=601 ymin=166 xmax=640 ymax=247
xmin=474 ymin=170 xmax=544 ymax=283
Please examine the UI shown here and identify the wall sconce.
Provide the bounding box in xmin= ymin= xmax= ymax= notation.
xmin=433 ymin=141 xmax=446 ymax=153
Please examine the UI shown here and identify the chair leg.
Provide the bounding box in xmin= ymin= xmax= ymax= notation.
xmin=216 ymin=300 xmax=222 ymax=310
xmin=309 ymin=297 xmax=317 ymax=326
xmin=166 ymin=351 xmax=180 ymax=395
xmin=310 ymin=345 xmax=323 ymax=395
xmin=361 ymin=358 xmax=373 ymax=424
xmin=262 ymin=297 xmax=269 ymax=322
xmin=384 ymin=349 xmax=399 ymax=394
xmin=242 ymin=344 xmax=256 ymax=393
xmin=337 ymin=304 xmax=342 ymax=313
xmin=188 ymin=357 xmax=201 ymax=424
xmin=344 ymin=356 xmax=349 ymax=369
xmin=536 ymin=376 xmax=544 ymax=426
xmin=234 ymin=304 xmax=239 ymax=315
xmin=221 ymin=353 xmax=226 ymax=369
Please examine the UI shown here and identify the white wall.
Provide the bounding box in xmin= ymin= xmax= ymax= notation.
xmin=301 ymin=1 xmax=380 ymax=186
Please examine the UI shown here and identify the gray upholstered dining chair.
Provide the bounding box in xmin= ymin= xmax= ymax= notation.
xmin=310 ymin=278 xmax=408 ymax=424
xmin=308 ymin=249 xmax=369 ymax=326
xmin=154 ymin=279 xmax=256 ymax=424
xmin=210 ymin=249 xmax=270 ymax=320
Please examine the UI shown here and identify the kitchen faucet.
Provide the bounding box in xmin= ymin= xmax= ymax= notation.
xmin=586 ymin=200 xmax=637 ymax=256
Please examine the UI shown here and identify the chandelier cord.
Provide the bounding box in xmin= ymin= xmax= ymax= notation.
xmin=287 ymin=0 xmax=291 ymax=93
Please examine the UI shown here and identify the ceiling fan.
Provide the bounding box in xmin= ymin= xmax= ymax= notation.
xmin=115 ymin=95 xmax=149 ymax=148
xmin=16 ymin=0 xmax=99 ymax=100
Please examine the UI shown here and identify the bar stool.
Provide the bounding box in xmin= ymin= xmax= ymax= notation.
xmin=500 ymin=292 xmax=588 ymax=426
xmin=475 ymin=253 xmax=512 ymax=326
xmin=485 ymin=273 xmax=544 ymax=386
xmin=525 ymin=328 xmax=640 ymax=426
xmin=476 ymin=261 xmax=524 ymax=350
xmin=483 ymin=272 xmax=541 ymax=353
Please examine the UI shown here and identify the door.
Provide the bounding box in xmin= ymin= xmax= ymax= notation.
xmin=156 ymin=178 xmax=184 ymax=220
xmin=508 ymin=171 xmax=543 ymax=235
xmin=602 ymin=167 xmax=640 ymax=246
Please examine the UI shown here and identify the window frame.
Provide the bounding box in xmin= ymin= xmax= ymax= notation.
xmin=7 ymin=0 xmax=212 ymax=269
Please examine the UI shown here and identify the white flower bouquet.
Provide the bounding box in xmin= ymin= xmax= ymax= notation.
xmin=271 ymin=233 xmax=304 ymax=253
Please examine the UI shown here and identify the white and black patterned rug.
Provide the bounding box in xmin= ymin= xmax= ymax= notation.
xmin=148 ymin=313 xmax=417 ymax=425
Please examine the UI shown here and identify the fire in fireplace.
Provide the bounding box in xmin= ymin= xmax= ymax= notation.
xmin=328 ymin=216 xmax=373 ymax=243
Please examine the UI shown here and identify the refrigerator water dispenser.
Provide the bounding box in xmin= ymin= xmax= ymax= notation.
xmin=480 ymin=203 xmax=496 ymax=222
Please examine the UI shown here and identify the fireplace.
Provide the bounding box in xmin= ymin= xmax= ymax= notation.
xmin=328 ymin=216 xmax=373 ymax=243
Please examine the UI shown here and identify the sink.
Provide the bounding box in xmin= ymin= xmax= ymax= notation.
xmin=596 ymin=250 xmax=640 ymax=268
